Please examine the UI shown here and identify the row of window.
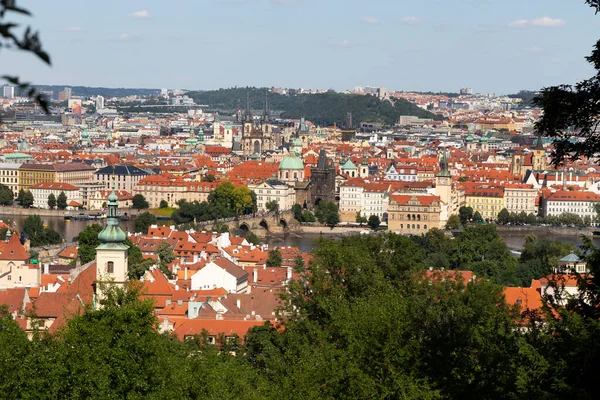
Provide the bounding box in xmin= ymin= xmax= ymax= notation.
xmin=398 ymin=224 xmax=428 ymax=230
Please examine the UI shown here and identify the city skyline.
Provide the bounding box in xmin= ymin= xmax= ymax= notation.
xmin=2 ymin=0 xmax=599 ymax=93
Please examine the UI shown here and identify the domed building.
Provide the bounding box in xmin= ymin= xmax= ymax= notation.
xmin=278 ymin=150 xmax=304 ymax=183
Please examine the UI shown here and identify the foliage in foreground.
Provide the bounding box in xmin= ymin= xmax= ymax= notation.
xmin=1 ymin=229 xmax=600 ymax=399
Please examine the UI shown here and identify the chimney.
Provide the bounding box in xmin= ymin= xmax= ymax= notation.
xmin=286 ymin=267 xmax=292 ymax=282
xmin=236 ymin=298 xmax=241 ymax=309
xmin=184 ymin=267 xmax=188 ymax=280
xmin=253 ymin=267 xmax=258 ymax=283
xmin=162 ymin=316 xmax=169 ymax=332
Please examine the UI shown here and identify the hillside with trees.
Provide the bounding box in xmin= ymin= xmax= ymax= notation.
xmin=186 ymin=87 xmax=443 ymax=127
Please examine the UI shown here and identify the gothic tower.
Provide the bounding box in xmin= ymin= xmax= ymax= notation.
xmin=532 ymin=135 xmax=546 ymax=171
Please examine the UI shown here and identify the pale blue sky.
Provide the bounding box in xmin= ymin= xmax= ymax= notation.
xmin=3 ymin=0 xmax=600 ymax=93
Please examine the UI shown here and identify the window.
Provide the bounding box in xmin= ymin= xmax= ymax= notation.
xmin=107 ymin=261 xmax=114 ymax=274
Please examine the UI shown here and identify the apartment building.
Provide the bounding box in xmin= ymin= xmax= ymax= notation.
xmin=134 ymin=173 xmax=217 ymax=208
xmin=29 ymin=182 xmax=81 ymax=209
xmin=465 ymin=187 xmax=505 ymax=221
xmin=95 ymin=165 xmax=150 ymax=193
xmin=543 ymin=190 xmax=600 ymax=220
xmin=248 ymin=179 xmax=296 ymax=212
xmin=504 ymin=183 xmax=538 ymax=214
xmin=0 ymin=163 xmax=21 ymax=195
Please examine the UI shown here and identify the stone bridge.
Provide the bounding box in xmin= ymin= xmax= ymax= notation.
xmin=203 ymin=211 xmax=300 ymax=235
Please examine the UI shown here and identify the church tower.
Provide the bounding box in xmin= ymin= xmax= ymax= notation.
xmin=359 ymin=153 xmax=369 ymax=178
xmin=532 ymin=134 xmax=546 ymax=171
xmin=213 ymin=113 xmax=221 ymax=141
xmin=95 ymin=189 xmax=129 ymax=302
xmin=435 ymin=150 xmax=452 ymax=209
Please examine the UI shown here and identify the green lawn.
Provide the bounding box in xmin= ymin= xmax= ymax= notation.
xmin=149 ymin=207 xmax=175 ymax=217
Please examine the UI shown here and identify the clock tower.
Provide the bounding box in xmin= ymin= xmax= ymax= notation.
xmin=435 ymin=150 xmax=452 ymax=210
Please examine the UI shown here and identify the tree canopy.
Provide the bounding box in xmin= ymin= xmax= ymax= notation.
xmin=21 ymin=215 xmax=61 ymax=247
xmin=534 ymin=1 xmax=600 ymax=165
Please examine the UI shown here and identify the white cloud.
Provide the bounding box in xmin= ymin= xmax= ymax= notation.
xmin=401 ymin=16 xmax=422 ymax=25
xmin=531 ymin=17 xmax=564 ymax=27
xmin=340 ymin=39 xmax=352 ymax=47
xmin=508 ymin=19 xmax=529 ymax=28
xmin=131 ymin=10 xmax=151 ymax=19
xmin=362 ymin=17 xmax=379 ymax=25
xmin=509 ymin=17 xmax=564 ymax=28
xmin=120 ymin=33 xmax=130 ymax=40
xmin=529 ymin=46 xmax=544 ymax=53
xmin=65 ymin=26 xmax=81 ymax=32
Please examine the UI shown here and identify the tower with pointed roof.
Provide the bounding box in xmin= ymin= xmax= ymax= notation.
xmin=359 ymin=153 xmax=369 ymax=178
xmin=435 ymin=150 xmax=452 ymax=211
xmin=95 ymin=188 xmax=129 ymax=302
xmin=79 ymin=125 xmax=91 ymax=147
xmin=310 ymin=149 xmax=336 ymax=206
xmin=532 ymin=134 xmax=546 ymax=171
xmin=241 ymin=91 xmax=274 ymax=158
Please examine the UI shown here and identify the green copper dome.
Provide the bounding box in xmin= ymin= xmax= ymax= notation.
xmin=279 ymin=152 xmax=304 ymax=170
xmin=341 ymin=158 xmax=357 ymax=170
xmin=98 ymin=189 xmax=126 ymax=243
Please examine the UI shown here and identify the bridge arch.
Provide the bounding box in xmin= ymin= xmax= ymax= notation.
xmin=279 ymin=218 xmax=288 ymax=229
xmin=239 ymin=222 xmax=250 ymax=233
xmin=259 ymin=219 xmax=269 ymax=231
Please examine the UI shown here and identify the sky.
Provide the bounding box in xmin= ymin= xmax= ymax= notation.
xmin=2 ymin=0 xmax=600 ymax=94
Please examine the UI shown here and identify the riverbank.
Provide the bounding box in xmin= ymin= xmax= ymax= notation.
xmin=0 ymin=206 xmax=144 ymax=218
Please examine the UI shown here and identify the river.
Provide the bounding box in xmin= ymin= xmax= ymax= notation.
xmin=2 ymin=214 xmax=596 ymax=253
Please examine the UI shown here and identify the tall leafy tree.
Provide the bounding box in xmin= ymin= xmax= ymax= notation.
xmin=132 ymin=194 xmax=149 ymax=210
xmin=266 ymin=248 xmax=282 ymax=268
xmin=0 ymin=184 xmax=13 ymax=206
xmin=74 ymin=223 xmax=103 ymax=264
xmin=47 ymin=193 xmax=56 ymax=209
xmin=134 ymin=211 xmax=156 ymax=233
xmin=56 ymin=191 xmax=67 ymax=210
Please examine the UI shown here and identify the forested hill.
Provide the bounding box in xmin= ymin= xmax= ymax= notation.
xmin=187 ymin=87 xmax=443 ymax=127
xmin=31 ymin=85 xmax=160 ymax=98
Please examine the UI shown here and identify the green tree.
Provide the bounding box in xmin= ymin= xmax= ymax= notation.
xmin=292 ymin=203 xmax=303 ymax=222
xmin=266 ymin=248 xmax=282 ymax=268
xmin=302 ymin=210 xmax=316 ymax=222
xmin=202 ymin=173 xmax=216 ymax=182
xmin=0 ymin=227 xmax=7 ymax=240
xmin=21 ymin=190 xmax=34 ymax=208
xmin=498 ymin=208 xmax=510 ymax=224
xmin=367 ymin=214 xmax=380 ymax=230
xmin=473 ymin=211 xmax=484 ymax=223
xmin=126 ymin=239 xmax=155 ymax=280
xmin=355 ymin=212 xmax=368 ymax=225
xmin=47 ymin=193 xmax=56 ymax=209
xmin=134 ymin=211 xmax=157 ymax=233
xmin=0 ymin=184 xmax=13 ymax=206
xmin=132 ymin=194 xmax=149 ymax=210
xmin=21 ymin=215 xmax=61 ymax=247
xmin=74 ymin=223 xmax=103 ymax=264
xmin=458 ymin=206 xmax=473 ymax=224
xmin=245 ymin=231 xmax=260 ymax=245
xmin=159 ymin=199 xmax=169 ymax=209
xmin=534 ymin=1 xmax=600 ymax=165
xmin=445 ymin=214 xmax=461 ymax=230
xmin=212 ymin=221 xmax=230 ymax=234
xmin=265 ymin=200 xmax=279 ymax=214
xmin=156 ymin=242 xmax=175 ymax=277
xmin=314 ymin=201 xmax=339 ymax=228
xmin=56 ymin=191 xmax=67 ymax=210
xmin=16 ymin=189 xmax=25 ymax=205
